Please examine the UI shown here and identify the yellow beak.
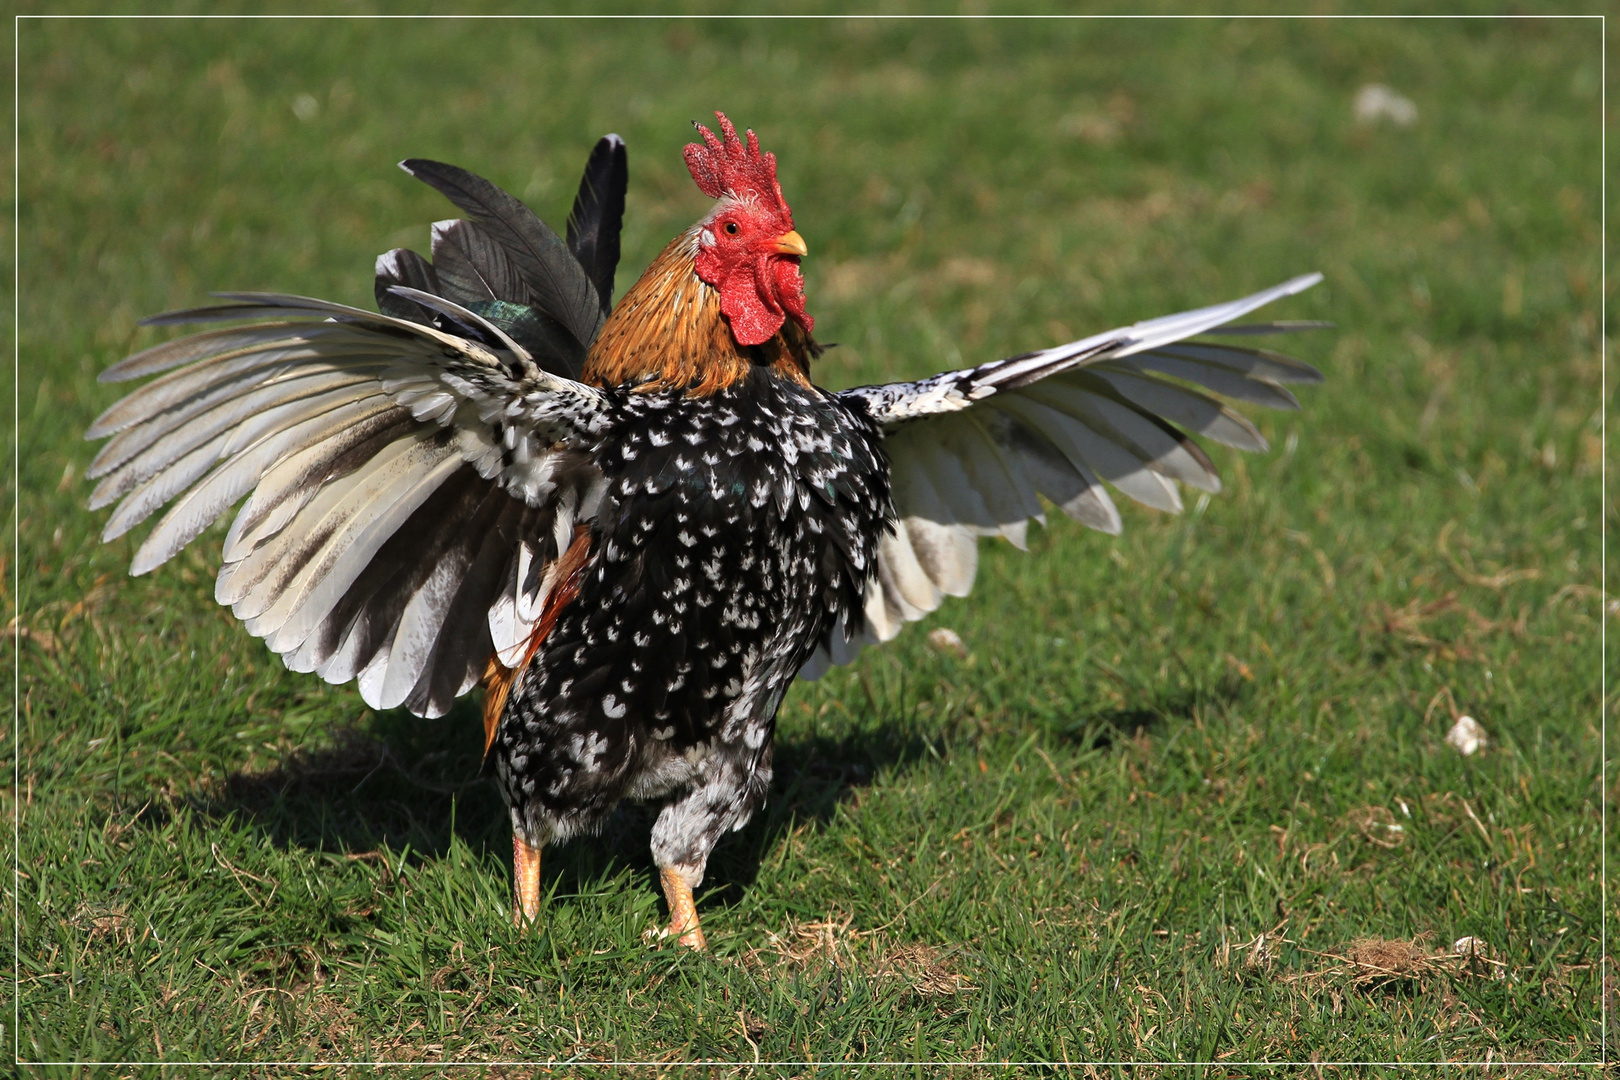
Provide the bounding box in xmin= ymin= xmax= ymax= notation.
xmin=772 ymin=230 xmax=808 ymax=257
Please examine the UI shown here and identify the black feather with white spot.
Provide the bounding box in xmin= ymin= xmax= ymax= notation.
xmin=496 ymin=365 xmax=891 ymax=870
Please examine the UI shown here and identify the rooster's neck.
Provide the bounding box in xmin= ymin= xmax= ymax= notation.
xmin=582 ymin=231 xmax=813 ymax=395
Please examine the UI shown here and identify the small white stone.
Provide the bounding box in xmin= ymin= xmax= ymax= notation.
xmin=927 ymin=627 xmax=969 ymax=660
xmin=1354 ymin=84 xmax=1418 ymax=127
xmin=1445 ymin=715 xmax=1487 ymax=756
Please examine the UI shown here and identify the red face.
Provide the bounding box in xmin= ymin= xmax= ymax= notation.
xmin=692 ymin=198 xmax=812 ymax=348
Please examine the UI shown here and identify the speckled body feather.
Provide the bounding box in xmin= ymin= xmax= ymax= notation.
xmin=496 ymin=361 xmax=890 ymax=871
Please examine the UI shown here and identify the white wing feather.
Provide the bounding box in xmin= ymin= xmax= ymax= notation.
xmin=88 ymin=296 xmax=611 ymax=717
xmin=807 ymin=274 xmax=1324 ymax=676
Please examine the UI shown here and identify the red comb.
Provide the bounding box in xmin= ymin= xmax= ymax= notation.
xmin=684 ymin=112 xmax=790 ymax=218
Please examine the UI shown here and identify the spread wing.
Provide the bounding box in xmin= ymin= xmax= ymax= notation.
xmin=89 ymin=142 xmax=633 ymax=718
xmin=806 ymin=273 xmax=1326 ymax=676
xmin=87 ymin=293 xmax=612 ymax=719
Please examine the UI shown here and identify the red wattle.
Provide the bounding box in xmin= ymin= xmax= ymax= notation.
xmin=702 ymin=252 xmax=812 ymax=347
xmin=719 ymin=266 xmax=785 ymax=346
xmin=773 ymin=259 xmax=813 ymax=336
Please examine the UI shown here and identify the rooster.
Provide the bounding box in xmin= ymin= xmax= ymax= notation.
xmin=86 ymin=114 xmax=1324 ymax=949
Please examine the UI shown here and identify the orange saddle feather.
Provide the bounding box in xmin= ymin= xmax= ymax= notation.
xmin=481 ymin=528 xmax=594 ymax=758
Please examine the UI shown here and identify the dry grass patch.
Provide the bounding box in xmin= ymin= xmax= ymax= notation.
xmin=1345 ymin=804 xmax=1408 ymax=848
xmin=71 ymin=900 xmax=133 ymax=946
xmin=739 ymin=914 xmax=978 ymax=997
xmin=1292 ymin=935 xmax=1507 ymax=992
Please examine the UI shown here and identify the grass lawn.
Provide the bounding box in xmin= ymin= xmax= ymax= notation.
xmin=12 ymin=12 xmax=1607 ymax=1072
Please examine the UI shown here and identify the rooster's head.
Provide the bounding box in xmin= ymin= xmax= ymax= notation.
xmin=684 ymin=112 xmax=811 ymax=347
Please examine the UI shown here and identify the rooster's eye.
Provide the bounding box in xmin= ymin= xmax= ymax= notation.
xmin=723 ymin=221 xmax=740 ymax=236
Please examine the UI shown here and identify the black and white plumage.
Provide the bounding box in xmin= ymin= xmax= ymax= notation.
xmin=85 ymin=120 xmax=1323 ymax=946
xmin=497 ymin=370 xmax=888 ymax=875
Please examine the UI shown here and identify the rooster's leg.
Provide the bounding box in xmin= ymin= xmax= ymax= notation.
xmin=512 ymin=834 xmax=543 ymax=927
xmin=657 ymin=864 xmax=708 ymax=950
xmin=649 ymin=759 xmax=769 ymax=950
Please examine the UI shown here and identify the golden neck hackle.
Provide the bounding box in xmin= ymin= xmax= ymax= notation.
xmin=582 ymin=234 xmax=813 ymax=395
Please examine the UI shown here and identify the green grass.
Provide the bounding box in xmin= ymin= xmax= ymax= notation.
xmin=12 ymin=13 xmax=1607 ymax=1072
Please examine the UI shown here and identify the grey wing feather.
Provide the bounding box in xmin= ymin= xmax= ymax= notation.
xmin=810 ymin=273 xmax=1325 ymax=675
xmin=385 ymin=285 xmax=534 ymax=362
xmin=98 ymin=323 xmax=328 ymax=384
xmin=87 ymin=297 xmax=613 ymax=718
xmin=378 ymin=226 xmax=587 ymax=379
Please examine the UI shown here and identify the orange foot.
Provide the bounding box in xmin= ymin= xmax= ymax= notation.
xmin=512 ymin=834 xmax=542 ymax=928
xmin=657 ymin=865 xmax=708 ymax=950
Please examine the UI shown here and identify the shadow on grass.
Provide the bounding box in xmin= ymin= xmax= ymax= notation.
xmin=179 ymin=693 xmax=943 ymax=916
xmin=183 ymin=674 xmax=1244 ymax=916
xmin=188 ymin=697 xmax=507 ymax=858
xmin=1052 ymin=671 xmax=1249 ymax=753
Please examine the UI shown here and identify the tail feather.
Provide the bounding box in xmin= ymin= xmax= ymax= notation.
xmin=399 ymin=158 xmax=603 ymax=352
xmin=566 ymin=134 xmax=628 ymax=316
xmin=429 ymin=218 xmax=531 ymax=311
xmin=374 ymin=248 xmax=442 ymax=323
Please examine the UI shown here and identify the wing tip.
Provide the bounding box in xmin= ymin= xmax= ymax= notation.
xmin=128 ymin=547 xmax=168 ymax=578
